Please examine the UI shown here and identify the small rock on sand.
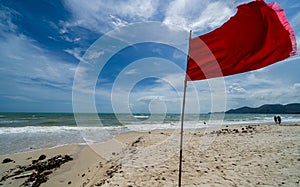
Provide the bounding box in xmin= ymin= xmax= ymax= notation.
xmin=2 ymin=158 xmax=14 ymax=164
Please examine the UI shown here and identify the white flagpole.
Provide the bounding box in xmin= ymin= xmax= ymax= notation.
xmin=178 ymin=30 xmax=192 ymax=187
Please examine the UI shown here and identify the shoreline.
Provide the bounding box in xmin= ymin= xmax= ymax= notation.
xmin=2 ymin=121 xmax=299 ymax=156
xmin=1 ymin=124 xmax=300 ymax=186
xmin=2 ymin=113 xmax=300 ymax=156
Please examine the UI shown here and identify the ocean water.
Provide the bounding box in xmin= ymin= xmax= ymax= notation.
xmin=1 ymin=113 xmax=300 ymax=155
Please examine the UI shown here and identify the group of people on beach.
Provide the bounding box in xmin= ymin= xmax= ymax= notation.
xmin=274 ymin=115 xmax=281 ymax=124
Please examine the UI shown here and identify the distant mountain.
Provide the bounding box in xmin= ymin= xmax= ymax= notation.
xmin=226 ymin=103 xmax=300 ymax=114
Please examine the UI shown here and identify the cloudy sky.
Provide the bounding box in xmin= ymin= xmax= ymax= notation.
xmin=0 ymin=0 xmax=299 ymax=113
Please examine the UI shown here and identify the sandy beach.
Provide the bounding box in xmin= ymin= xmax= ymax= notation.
xmin=1 ymin=124 xmax=300 ymax=187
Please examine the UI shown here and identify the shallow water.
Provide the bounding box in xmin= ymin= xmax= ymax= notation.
xmin=1 ymin=113 xmax=299 ymax=155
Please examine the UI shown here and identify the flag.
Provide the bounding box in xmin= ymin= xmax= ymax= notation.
xmin=187 ymin=0 xmax=297 ymax=81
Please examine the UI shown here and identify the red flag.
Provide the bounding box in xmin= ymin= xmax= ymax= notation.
xmin=187 ymin=0 xmax=297 ymax=81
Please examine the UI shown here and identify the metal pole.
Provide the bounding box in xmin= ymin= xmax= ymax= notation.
xmin=178 ymin=30 xmax=192 ymax=187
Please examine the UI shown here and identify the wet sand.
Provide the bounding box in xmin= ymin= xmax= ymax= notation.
xmin=1 ymin=124 xmax=300 ymax=186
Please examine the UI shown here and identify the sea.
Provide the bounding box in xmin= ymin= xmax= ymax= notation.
xmin=1 ymin=113 xmax=300 ymax=155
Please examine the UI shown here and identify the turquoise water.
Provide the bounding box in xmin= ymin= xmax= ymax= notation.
xmin=1 ymin=113 xmax=300 ymax=155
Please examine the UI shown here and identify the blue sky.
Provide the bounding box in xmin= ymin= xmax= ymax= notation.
xmin=0 ymin=0 xmax=299 ymax=113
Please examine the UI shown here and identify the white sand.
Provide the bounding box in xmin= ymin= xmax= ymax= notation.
xmin=1 ymin=124 xmax=299 ymax=186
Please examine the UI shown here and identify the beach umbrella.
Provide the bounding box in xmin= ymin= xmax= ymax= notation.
xmin=178 ymin=0 xmax=297 ymax=186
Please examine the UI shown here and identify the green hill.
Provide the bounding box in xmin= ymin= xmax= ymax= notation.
xmin=226 ymin=103 xmax=300 ymax=114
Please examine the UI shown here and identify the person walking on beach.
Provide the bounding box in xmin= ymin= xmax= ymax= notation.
xmin=274 ymin=116 xmax=278 ymax=124
xmin=277 ymin=116 xmax=281 ymax=125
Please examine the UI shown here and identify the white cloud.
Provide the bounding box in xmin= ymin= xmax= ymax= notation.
xmin=227 ymin=83 xmax=246 ymax=94
xmin=85 ymin=51 xmax=105 ymax=60
xmin=244 ymin=74 xmax=276 ymax=86
xmin=138 ymin=95 xmax=165 ymax=102
xmin=64 ymin=47 xmax=85 ymax=61
xmin=189 ymin=2 xmax=234 ymax=31
xmin=110 ymin=15 xmax=129 ymax=28
xmin=0 ymin=5 xmax=78 ymax=111
xmin=249 ymin=84 xmax=300 ymax=106
xmin=128 ymin=84 xmax=183 ymax=113
xmin=0 ymin=5 xmax=19 ymax=33
xmin=224 ymin=69 xmax=300 ymax=110
xmin=0 ymin=32 xmax=76 ymax=101
xmin=172 ymin=49 xmax=185 ymax=59
xmin=292 ymin=83 xmax=300 ymax=90
xmin=124 ymin=69 xmax=138 ymax=75
xmin=155 ymin=73 xmax=185 ymax=90
xmin=63 ymin=0 xmax=160 ymax=33
xmin=107 ymin=72 xmax=222 ymax=113
xmin=152 ymin=48 xmax=163 ymax=56
xmin=163 ymin=0 xmax=235 ymax=32
xmin=4 ymin=95 xmax=35 ymax=102
xmin=62 ymin=0 xmax=246 ymax=35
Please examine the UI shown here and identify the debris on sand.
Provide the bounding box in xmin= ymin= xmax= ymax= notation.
xmin=0 ymin=154 xmax=73 ymax=187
